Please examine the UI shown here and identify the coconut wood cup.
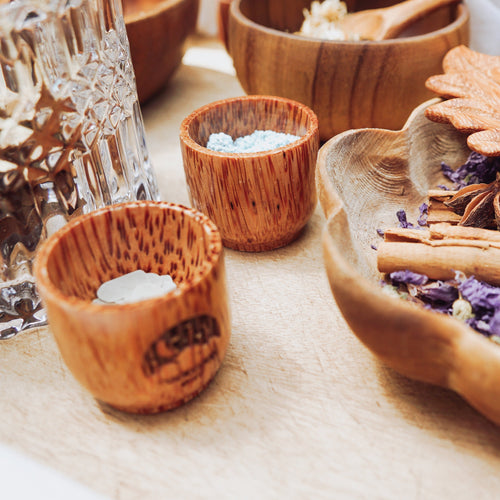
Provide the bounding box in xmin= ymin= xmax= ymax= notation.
xmin=34 ymin=201 xmax=230 ymax=414
xmin=179 ymin=95 xmax=319 ymax=252
xmin=123 ymin=0 xmax=199 ymax=103
xmin=316 ymin=98 xmax=500 ymax=426
xmin=227 ymin=0 xmax=469 ymax=142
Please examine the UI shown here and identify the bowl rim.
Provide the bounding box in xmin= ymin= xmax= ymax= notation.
xmin=230 ymin=0 xmax=469 ymax=45
xmin=123 ymin=0 xmax=191 ymax=24
xmin=316 ymin=97 xmax=500 ymax=426
xmin=34 ymin=200 xmax=223 ymax=312
xmin=179 ymin=94 xmax=319 ymax=157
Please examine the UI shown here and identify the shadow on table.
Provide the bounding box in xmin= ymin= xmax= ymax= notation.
xmin=377 ymin=361 xmax=500 ymax=445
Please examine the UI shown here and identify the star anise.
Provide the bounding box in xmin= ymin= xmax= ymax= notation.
xmin=445 ymin=175 xmax=500 ymax=229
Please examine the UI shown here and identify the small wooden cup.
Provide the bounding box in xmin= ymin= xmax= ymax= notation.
xmin=34 ymin=201 xmax=230 ymax=414
xmin=179 ymin=95 xmax=319 ymax=252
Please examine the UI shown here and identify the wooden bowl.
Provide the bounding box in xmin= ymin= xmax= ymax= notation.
xmin=217 ymin=0 xmax=231 ymax=49
xmin=179 ymin=95 xmax=319 ymax=252
xmin=316 ymin=98 xmax=500 ymax=426
xmin=227 ymin=0 xmax=469 ymax=142
xmin=34 ymin=201 xmax=230 ymax=414
xmin=123 ymin=0 xmax=199 ymax=103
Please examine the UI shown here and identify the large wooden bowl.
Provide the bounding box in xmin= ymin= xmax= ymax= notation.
xmin=316 ymin=98 xmax=500 ymax=426
xmin=123 ymin=0 xmax=199 ymax=103
xmin=180 ymin=95 xmax=319 ymax=252
xmin=227 ymin=0 xmax=469 ymax=142
xmin=34 ymin=201 xmax=230 ymax=414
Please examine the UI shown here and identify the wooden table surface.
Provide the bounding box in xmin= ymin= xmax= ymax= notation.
xmin=2 ymin=36 xmax=500 ymax=500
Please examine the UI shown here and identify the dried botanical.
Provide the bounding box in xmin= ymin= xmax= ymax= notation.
xmin=425 ymin=45 xmax=500 ymax=156
xmin=444 ymin=175 xmax=500 ymax=229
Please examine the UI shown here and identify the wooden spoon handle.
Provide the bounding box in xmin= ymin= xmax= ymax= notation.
xmin=381 ymin=0 xmax=461 ymax=39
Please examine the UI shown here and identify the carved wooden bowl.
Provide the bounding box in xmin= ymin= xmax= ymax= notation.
xmin=123 ymin=0 xmax=199 ymax=103
xmin=179 ymin=95 xmax=319 ymax=252
xmin=317 ymin=99 xmax=500 ymax=426
xmin=227 ymin=0 xmax=469 ymax=141
xmin=34 ymin=201 xmax=230 ymax=414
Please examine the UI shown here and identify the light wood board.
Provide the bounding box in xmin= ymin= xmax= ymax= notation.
xmin=2 ymin=36 xmax=500 ymax=500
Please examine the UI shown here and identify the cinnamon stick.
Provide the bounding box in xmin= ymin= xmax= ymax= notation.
xmin=427 ymin=189 xmax=462 ymax=225
xmin=377 ymin=223 xmax=500 ymax=285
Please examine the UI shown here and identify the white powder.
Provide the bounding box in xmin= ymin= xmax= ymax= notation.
xmin=206 ymin=130 xmax=301 ymax=153
xmin=94 ymin=270 xmax=177 ymax=305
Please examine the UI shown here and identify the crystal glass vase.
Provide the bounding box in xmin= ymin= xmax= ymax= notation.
xmin=0 ymin=0 xmax=160 ymax=339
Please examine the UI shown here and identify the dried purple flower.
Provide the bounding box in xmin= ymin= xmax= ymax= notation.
xmin=417 ymin=202 xmax=428 ymax=226
xmin=459 ymin=277 xmax=500 ymax=311
xmin=419 ymin=282 xmax=458 ymax=305
xmin=397 ymin=209 xmax=414 ymax=228
xmin=390 ymin=270 xmax=428 ymax=286
xmin=383 ymin=270 xmax=500 ymax=339
xmin=488 ymin=310 xmax=500 ymax=336
xmin=441 ymin=152 xmax=500 ymax=189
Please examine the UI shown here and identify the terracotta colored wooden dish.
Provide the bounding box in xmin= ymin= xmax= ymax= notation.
xmin=226 ymin=0 xmax=469 ymax=141
xmin=123 ymin=0 xmax=199 ymax=103
xmin=425 ymin=45 xmax=500 ymax=157
xmin=179 ymin=95 xmax=319 ymax=252
xmin=316 ymin=98 xmax=500 ymax=426
xmin=34 ymin=201 xmax=230 ymax=414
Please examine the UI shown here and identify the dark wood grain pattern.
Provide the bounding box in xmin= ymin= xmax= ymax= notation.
xmin=180 ymin=95 xmax=319 ymax=252
xmin=123 ymin=0 xmax=199 ymax=103
xmin=226 ymin=0 xmax=469 ymax=141
xmin=34 ymin=201 xmax=230 ymax=414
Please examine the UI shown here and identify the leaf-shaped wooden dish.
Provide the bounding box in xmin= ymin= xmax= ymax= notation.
xmin=317 ymin=98 xmax=500 ymax=426
xmin=425 ymin=45 xmax=500 ymax=156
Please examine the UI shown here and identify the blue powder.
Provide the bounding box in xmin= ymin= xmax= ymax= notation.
xmin=206 ymin=130 xmax=301 ymax=153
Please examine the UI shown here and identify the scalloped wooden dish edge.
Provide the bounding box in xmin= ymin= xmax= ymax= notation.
xmin=317 ymin=99 xmax=500 ymax=426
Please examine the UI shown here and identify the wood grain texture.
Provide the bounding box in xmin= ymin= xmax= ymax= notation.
xmin=425 ymin=45 xmax=500 ymax=156
xmin=217 ymin=0 xmax=231 ymax=49
xmin=34 ymin=201 xmax=230 ymax=414
xmin=180 ymin=95 xmax=319 ymax=251
xmin=338 ymin=0 xmax=461 ymax=41
xmin=227 ymin=0 xmax=469 ymax=141
xmin=124 ymin=0 xmax=199 ymax=103
xmin=4 ymin=39 xmax=500 ymax=500
xmin=317 ymin=98 xmax=500 ymax=426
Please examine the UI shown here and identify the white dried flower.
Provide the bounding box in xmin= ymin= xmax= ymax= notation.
xmin=296 ymin=0 xmax=359 ymax=41
xmin=452 ymin=298 xmax=474 ymax=322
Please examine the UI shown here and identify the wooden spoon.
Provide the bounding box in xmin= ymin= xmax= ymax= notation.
xmin=339 ymin=0 xmax=461 ymax=41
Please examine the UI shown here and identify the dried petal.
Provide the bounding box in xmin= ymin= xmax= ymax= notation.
xmin=442 ymin=152 xmax=500 ymax=189
xmin=418 ymin=203 xmax=428 ymax=226
xmin=444 ymin=183 xmax=490 ymax=214
xmin=397 ymin=209 xmax=414 ymax=228
xmin=459 ymin=188 xmax=496 ymax=228
xmin=459 ymin=276 xmax=500 ymax=311
xmin=418 ymin=282 xmax=458 ymax=305
xmin=389 ymin=270 xmax=428 ymax=286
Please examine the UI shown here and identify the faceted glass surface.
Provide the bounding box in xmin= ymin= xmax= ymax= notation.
xmin=0 ymin=0 xmax=160 ymax=338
